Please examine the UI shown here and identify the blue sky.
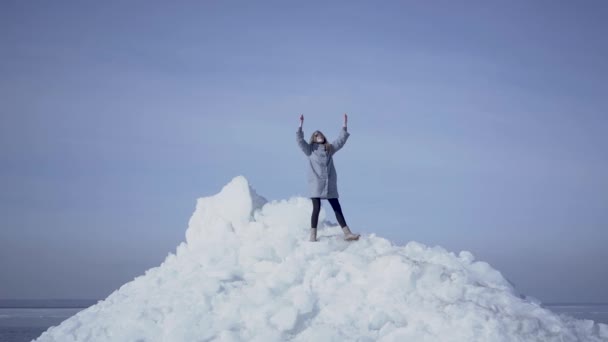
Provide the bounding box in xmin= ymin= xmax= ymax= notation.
xmin=1 ymin=1 xmax=607 ymax=302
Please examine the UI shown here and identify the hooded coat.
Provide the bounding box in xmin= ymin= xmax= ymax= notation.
xmin=296 ymin=126 xmax=350 ymax=198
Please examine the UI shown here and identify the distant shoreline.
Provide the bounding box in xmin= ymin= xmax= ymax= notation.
xmin=0 ymin=299 xmax=99 ymax=309
xmin=544 ymin=303 xmax=608 ymax=307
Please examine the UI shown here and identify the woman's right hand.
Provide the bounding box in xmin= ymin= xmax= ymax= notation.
xmin=299 ymin=114 xmax=304 ymax=127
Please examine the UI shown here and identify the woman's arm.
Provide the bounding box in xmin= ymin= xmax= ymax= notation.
xmin=296 ymin=114 xmax=311 ymax=156
xmin=331 ymin=113 xmax=350 ymax=154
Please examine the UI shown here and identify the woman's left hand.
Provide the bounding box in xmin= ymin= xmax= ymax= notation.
xmin=343 ymin=113 xmax=348 ymax=127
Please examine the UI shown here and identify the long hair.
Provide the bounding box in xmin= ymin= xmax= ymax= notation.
xmin=309 ymin=130 xmax=332 ymax=153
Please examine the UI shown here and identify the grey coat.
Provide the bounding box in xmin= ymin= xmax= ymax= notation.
xmin=296 ymin=126 xmax=350 ymax=198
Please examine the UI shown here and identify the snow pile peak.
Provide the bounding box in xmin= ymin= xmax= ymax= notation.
xmin=36 ymin=176 xmax=608 ymax=341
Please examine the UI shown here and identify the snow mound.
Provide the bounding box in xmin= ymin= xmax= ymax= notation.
xmin=35 ymin=176 xmax=608 ymax=341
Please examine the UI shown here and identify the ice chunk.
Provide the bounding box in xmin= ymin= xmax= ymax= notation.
xmin=34 ymin=176 xmax=608 ymax=342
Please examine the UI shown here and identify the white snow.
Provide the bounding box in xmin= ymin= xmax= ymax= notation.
xmin=35 ymin=176 xmax=608 ymax=341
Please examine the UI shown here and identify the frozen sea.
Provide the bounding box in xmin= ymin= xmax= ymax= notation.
xmin=544 ymin=303 xmax=608 ymax=326
xmin=0 ymin=300 xmax=96 ymax=342
xmin=1 ymin=300 xmax=607 ymax=342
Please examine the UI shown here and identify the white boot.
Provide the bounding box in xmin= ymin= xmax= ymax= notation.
xmin=309 ymin=228 xmax=317 ymax=242
xmin=342 ymin=225 xmax=360 ymax=241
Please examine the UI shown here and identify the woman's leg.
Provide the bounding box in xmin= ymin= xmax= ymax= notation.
xmin=327 ymin=198 xmax=347 ymax=228
xmin=311 ymin=197 xmax=321 ymax=228
xmin=329 ymin=198 xmax=360 ymax=240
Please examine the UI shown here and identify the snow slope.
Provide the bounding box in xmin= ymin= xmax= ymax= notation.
xmin=35 ymin=176 xmax=607 ymax=341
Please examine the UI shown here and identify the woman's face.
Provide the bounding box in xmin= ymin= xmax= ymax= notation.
xmin=314 ymin=132 xmax=325 ymax=143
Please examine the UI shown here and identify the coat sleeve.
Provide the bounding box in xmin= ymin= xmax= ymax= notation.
xmin=296 ymin=127 xmax=312 ymax=156
xmin=330 ymin=126 xmax=350 ymax=155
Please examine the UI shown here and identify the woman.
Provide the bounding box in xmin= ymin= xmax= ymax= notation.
xmin=296 ymin=113 xmax=361 ymax=242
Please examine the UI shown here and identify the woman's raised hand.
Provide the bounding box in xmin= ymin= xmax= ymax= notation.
xmin=343 ymin=113 xmax=348 ymax=128
xmin=299 ymin=114 xmax=304 ymax=128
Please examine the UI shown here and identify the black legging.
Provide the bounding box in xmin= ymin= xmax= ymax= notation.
xmin=311 ymin=197 xmax=347 ymax=228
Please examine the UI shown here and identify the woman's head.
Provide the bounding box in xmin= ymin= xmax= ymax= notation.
xmin=309 ymin=130 xmax=326 ymax=144
xmin=309 ymin=130 xmax=332 ymax=153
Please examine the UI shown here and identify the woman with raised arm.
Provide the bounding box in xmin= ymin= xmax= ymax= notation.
xmin=296 ymin=113 xmax=361 ymax=242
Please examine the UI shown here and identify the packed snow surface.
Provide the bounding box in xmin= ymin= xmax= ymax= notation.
xmin=36 ymin=176 xmax=608 ymax=341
